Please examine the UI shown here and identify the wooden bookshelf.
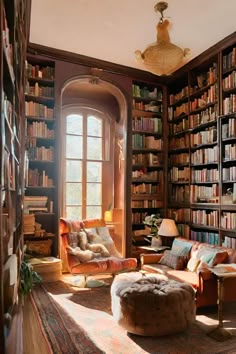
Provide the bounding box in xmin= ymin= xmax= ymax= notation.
xmin=0 ymin=0 xmax=31 ymax=352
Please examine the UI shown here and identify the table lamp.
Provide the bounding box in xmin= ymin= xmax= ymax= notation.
xmin=104 ymin=210 xmax=113 ymax=223
xmin=158 ymin=218 xmax=179 ymax=246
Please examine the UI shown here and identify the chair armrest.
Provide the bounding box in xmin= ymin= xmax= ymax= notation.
xmin=197 ymin=267 xmax=214 ymax=281
xmin=140 ymin=253 xmax=163 ymax=266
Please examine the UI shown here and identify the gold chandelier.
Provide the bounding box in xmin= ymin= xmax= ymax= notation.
xmin=135 ymin=2 xmax=191 ymax=76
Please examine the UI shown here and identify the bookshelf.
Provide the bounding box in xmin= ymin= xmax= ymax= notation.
xmin=167 ymin=37 xmax=236 ymax=249
xmin=0 ymin=0 xmax=31 ymax=352
xmin=167 ymin=73 xmax=191 ymax=237
xmin=24 ymin=55 xmax=58 ymax=257
xmin=131 ymin=81 xmax=164 ymax=248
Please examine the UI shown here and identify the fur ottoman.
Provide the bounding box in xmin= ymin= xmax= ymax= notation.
xmin=111 ymin=272 xmax=196 ymax=336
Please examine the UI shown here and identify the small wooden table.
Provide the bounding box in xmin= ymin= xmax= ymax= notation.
xmin=208 ymin=265 xmax=236 ymax=341
xmin=136 ymin=245 xmax=170 ymax=254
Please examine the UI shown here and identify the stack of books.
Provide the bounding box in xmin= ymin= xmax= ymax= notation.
xmin=23 ymin=214 xmax=35 ymax=234
xmin=24 ymin=196 xmax=48 ymax=214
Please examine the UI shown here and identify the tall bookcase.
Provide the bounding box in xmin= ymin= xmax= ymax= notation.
xmin=24 ymin=54 xmax=58 ymax=257
xmin=131 ymin=81 xmax=165 ymax=246
xmin=0 ymin=0 xmax=31 ymax=352
xmin=167 ymin=34 xmax=236 ymax=249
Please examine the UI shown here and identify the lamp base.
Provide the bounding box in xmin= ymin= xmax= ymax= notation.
xmin=151 ymin=236 xmax=162 ymax=247
xmin=207 ymin=326 xmax=232 ymax=342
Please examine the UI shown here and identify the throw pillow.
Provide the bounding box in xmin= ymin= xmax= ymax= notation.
xmin=195 ymin=247 xmax=228 ymax=267
xmin=187 ymin=257 xmax=200 ymax=272
xmin=96 ymin=226 xmax=113 ymax=243
xmin=159 ymin=250 xmax=185 ymax=270
xmin=67 ymin=247 xmax=95 ymax=263
xmin=85 ymin=228 xmax=103 ymax=244
xmin=66 ymin=232 xmax=79 ymax=248
xmin=77 ymin=230 xmax=88 ymax=250
xmin=171 ymin=238 xmax=193 ymax=257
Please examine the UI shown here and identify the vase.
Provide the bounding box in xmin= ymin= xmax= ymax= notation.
xmin=151 ymin=235 xmax=162 ymax=247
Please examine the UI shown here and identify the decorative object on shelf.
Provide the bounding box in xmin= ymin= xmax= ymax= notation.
xmin=158 ymin=218 xmax=179 ymax=246
xmin=135 ymin=2 xmax=191 ymax=76
xmin=104 ymin=210 xmax=113 ymax=223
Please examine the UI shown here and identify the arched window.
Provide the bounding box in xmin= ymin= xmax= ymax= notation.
xmin=62 ymin=106 xmax=110 ymax=220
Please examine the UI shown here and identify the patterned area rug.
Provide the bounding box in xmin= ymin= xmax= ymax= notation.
xmin=31 ymin=277 xmax=236 ymax=354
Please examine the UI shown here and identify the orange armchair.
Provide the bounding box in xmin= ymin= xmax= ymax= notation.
xmin=59 ymin=218 xmax=137 ymax=278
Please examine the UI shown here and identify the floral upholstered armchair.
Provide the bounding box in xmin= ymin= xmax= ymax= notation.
xmin=59 ymin=218 xmax=137 ymax=279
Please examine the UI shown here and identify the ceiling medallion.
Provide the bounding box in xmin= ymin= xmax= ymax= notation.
xmin=135 ymin=2 xmax=191 ymax=76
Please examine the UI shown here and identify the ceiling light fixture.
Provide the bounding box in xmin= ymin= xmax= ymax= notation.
xmin=135 ymin=2 xmax=191 ymax=76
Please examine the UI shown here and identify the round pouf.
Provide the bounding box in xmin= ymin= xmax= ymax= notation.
xmin=111 ymin=272 xmax=196 ymax=336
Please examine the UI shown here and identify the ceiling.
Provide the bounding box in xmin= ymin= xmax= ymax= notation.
xmin=29 ymin=0 xmax=236 ymax=75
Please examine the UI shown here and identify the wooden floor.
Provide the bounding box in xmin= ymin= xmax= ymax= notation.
xmin=23 ymin=294 xmax=51 ymax=354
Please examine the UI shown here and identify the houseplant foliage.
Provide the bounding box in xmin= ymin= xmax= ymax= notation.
xmin=143 ymin=214 xmax=162 ymax=236
xmin=20 ymin=258 xmax=42 ymax=297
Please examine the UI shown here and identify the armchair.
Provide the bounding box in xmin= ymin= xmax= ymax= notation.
xmin=59 ymin=218 xmax=137 ymax=279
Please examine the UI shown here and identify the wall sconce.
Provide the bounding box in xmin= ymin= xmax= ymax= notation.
xmin=104 ymin=210 xmax=113 ymax=223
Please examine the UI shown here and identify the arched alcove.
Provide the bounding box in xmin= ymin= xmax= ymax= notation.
xmin=59 ymin=75 xmax=128 ymax=256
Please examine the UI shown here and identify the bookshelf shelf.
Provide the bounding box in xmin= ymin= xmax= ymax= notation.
xmin=24 ymin=54 xmax=58 ymax=258
xmin=131 ymin=81 xmax=164 ymax=247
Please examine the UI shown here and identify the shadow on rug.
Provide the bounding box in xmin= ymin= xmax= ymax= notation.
xmin=31 ymin=279 xmax=236 ymax=354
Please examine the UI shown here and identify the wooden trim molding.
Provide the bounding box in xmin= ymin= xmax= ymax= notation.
xmin=28 ymin=42 xmax=166 ymax=84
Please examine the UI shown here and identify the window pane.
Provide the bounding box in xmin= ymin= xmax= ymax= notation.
xmin=66 ymin=206 xmax=82 ymax=220
xmin=66 ymin=114 xmax=82 ymax=134
xmin=66 ymin=135 xmax=82 ymax=158
xmin=66 ymin=183 xmax=82 ymax=205
xmin=87 ymin=162 xmax=101 ymax=182
xmin=87 ymin=115 xmax=102 ymax=137
xmin=86 ymin=206 xmax=101 ymax=219
xmin=87 ymin=137 xmax=102 ymax=160
xmin=66 ymin=160 xmax=81 ymax=182
xmin=87 ymin=183 xmax=101 ymax=205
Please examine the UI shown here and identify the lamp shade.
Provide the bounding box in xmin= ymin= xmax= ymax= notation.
xmin=158 ymin=219 xmax=179 ymax=237
xmin=104 ymin=210 xmax=113 ymax=223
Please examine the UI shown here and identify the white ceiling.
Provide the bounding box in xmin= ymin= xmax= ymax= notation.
xmin=30 ymin=0 xmax=236 ymax=74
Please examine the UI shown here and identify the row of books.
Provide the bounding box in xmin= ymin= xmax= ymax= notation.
xmin=169 ymin=153 xmax=189 ymax=165
xmin=190 ymin=127 xmax=217 ymax=146
xmin=222 ymin=47 xmax=236 ymax=72
xmin=132 ymin=169 xmax=163 ymax=180
xmin=168 ymin=208 xmax=190 ymax=223
xmin=189 ymin=108 xmax=217 ymax=128
xmin=191 ymin=146 xmax=218 ymax=165
xmin=169 ymin=135 xmax=189 ymax=149
xmin=28 ymin=169 xmax=54 ymax=187
xmin=25 ymin=82 xmax=54 ymax=98
xmin=25 ymin=61 xmax=55 ymax=80
xmin=190 ymin=230 xmax=219 ymax=245
xmin=132 ymin=153 xmax=162 ymax=166
xmin=27 ymin=122 xmax=54 ymax=139
xmin=192 ymin=209 xmax=218 ymax=227
xmin=224 ymin=143 xmax=236 ymax=160
xmin=222 ymin=118 xmax=236 ymax=139
xmin=132 ymin=135 xmax=163 ymax=149
xmin=168 ymin=185 xmax=190 ymax=204
xmin=26 ymin=146 xmax=54 ymax=161
xmin=223 ymin=94 xmax=236 ymax=115
xmin=169 ymin=167 xmax=190 ymax=182
xmin=132 ymin=117 xmax=162 ymax=133
xmin=191 ymin=168 xmax=219 ymax=183
xmin=223 ymin=70 xmax=236 ymax=90
xmin=131 ymin=200 xmax=163 ymax=208
xmin=131 ymin=183 xmax=161 ymax=195
xmin=169 ymin=85 xmax=189 ymax=105
xmin=25 ymin=101 xmax=54 ymax=118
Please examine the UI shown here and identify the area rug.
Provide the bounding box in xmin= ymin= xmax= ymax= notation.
xmin=31 ymin=278 xmax=236 ymax=354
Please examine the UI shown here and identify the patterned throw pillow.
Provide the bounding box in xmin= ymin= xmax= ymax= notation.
xmin=66 ymin=232 xmax=79 ymax=248
xmin=159 ymin=250 xmax=186 ymax=270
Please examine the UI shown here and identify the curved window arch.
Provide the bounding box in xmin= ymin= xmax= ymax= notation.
xmin=62 ymin=105 xmax=111 ymax=220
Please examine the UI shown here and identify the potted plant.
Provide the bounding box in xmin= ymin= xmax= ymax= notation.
xmin=20 ymin=257 xmax=42 ymax=300
xmin=143 ymin=214 xmax=163 ymax=246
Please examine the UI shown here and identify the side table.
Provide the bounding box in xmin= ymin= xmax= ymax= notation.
xmin=208 ymin=265 xmax=236 ymax=341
